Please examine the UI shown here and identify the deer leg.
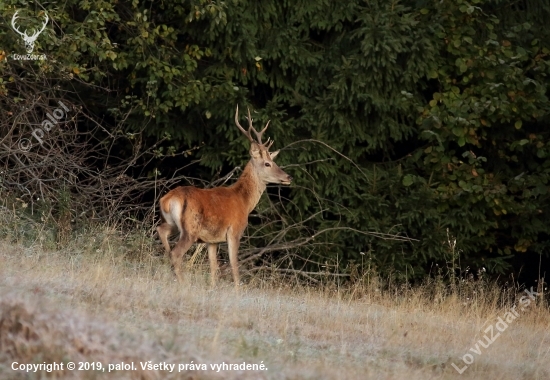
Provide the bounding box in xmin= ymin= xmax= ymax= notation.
xmin=207 ymin=243 xmax=220 ymax=287
xmin=170 ymin=234 xmax=194 ymax=282
xmin=227 ymin=233 xmax=241 ymax=288
xmin=157 ymin=222 xmax=174 ymax=255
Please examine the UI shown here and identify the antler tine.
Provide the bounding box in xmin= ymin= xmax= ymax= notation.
xmin=250 ymin=119 xmax=271 ymax=145
xmin=246 ymin=108 xmax=254 ymax=130
xmin=245 ymin=108 xmax=264 ymax=144
xmin=235 ymin=105 xmax=254 ymax=142
xmin=238 ymin=106 xmax=273 ymax=147
xmin=265 ymin=137 xmax=274 ymax=150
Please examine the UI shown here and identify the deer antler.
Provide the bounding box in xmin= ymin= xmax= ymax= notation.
xmin=248 ymin=116 xmax=270 ymax=145
xmin=235 ymin=105 xmax=273 ymax=148
xmin=245 ymin=107 xmax=271 ymax=146
xmin=235 ymin=105 xmax=254 ymax=143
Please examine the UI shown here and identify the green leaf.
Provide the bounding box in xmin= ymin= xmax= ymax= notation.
xmin=428 ymin=70 xmax=438 ymax=79
xmin=452 ymin=127 xmax=464 ymax=137
xmin=402 ymin=175 xmax=414 ymax=187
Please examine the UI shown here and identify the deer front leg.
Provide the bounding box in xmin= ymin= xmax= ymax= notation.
xmin=207 ymin=243 xmax=219 ymax=287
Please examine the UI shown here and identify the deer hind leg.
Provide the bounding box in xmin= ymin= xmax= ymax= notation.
xmin=207 ymin=243 xmax=220 ymax=287
xmin=170 ymin=233 xmax=194 ymax=282
xmin=157 ymin=222 xmax=175 ymax=255
xmin=227 ymin=232 xmax=242 ymax=288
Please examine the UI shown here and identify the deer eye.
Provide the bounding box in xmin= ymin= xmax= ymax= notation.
xmin=264 ymin=162 xmax=271 ymax=167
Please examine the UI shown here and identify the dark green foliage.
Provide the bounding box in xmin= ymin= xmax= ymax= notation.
xmin=1 ymin=0 xmax=549 ymax=281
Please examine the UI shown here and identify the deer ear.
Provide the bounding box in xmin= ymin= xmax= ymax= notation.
xmin=269 ymin=150 xmax=280 ymax=160
xmin=250 ymin=142 xmax=261 ymax=158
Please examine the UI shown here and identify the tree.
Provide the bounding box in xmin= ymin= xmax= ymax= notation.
xmin=2 ymin=0 xmax=549 ymax=282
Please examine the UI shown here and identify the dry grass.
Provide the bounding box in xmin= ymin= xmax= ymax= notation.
xmin=0 ymin=227 xmax=549 ymax=380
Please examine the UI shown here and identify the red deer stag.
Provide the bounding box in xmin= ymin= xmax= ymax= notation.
xmin=157 ymin=105 xmax=293 ymax=286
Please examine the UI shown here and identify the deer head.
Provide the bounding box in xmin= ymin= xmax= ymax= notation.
xmin=11 ymin=11 xmax=49 ymax=54
xmin=235 ymin=105 xmax=292 ymax=185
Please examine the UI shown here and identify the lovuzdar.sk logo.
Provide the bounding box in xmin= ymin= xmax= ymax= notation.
xmin=10 ymin=10 xmax=49 ymax=60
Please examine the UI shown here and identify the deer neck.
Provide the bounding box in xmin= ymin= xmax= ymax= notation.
xmin=232 ymin=161 xmax=266 ymax=214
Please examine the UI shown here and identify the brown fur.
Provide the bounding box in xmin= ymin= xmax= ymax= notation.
xmin=157 ymin=107 xmax=292 ymax=287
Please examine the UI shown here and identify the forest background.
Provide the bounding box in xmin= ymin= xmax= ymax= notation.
xmin=1 ymin=0 xmax=549 ymax=285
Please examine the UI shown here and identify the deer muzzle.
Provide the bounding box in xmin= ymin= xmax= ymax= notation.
xmin=281 ymin=175 xmax=293 ymax=185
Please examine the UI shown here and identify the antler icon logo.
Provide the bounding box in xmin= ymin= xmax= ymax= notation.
xmin=11 ymin=10 xmax=49 ymax=54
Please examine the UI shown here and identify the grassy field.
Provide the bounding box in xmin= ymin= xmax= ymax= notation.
xmin=0 ymin=229 xmax=549 ymax=380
